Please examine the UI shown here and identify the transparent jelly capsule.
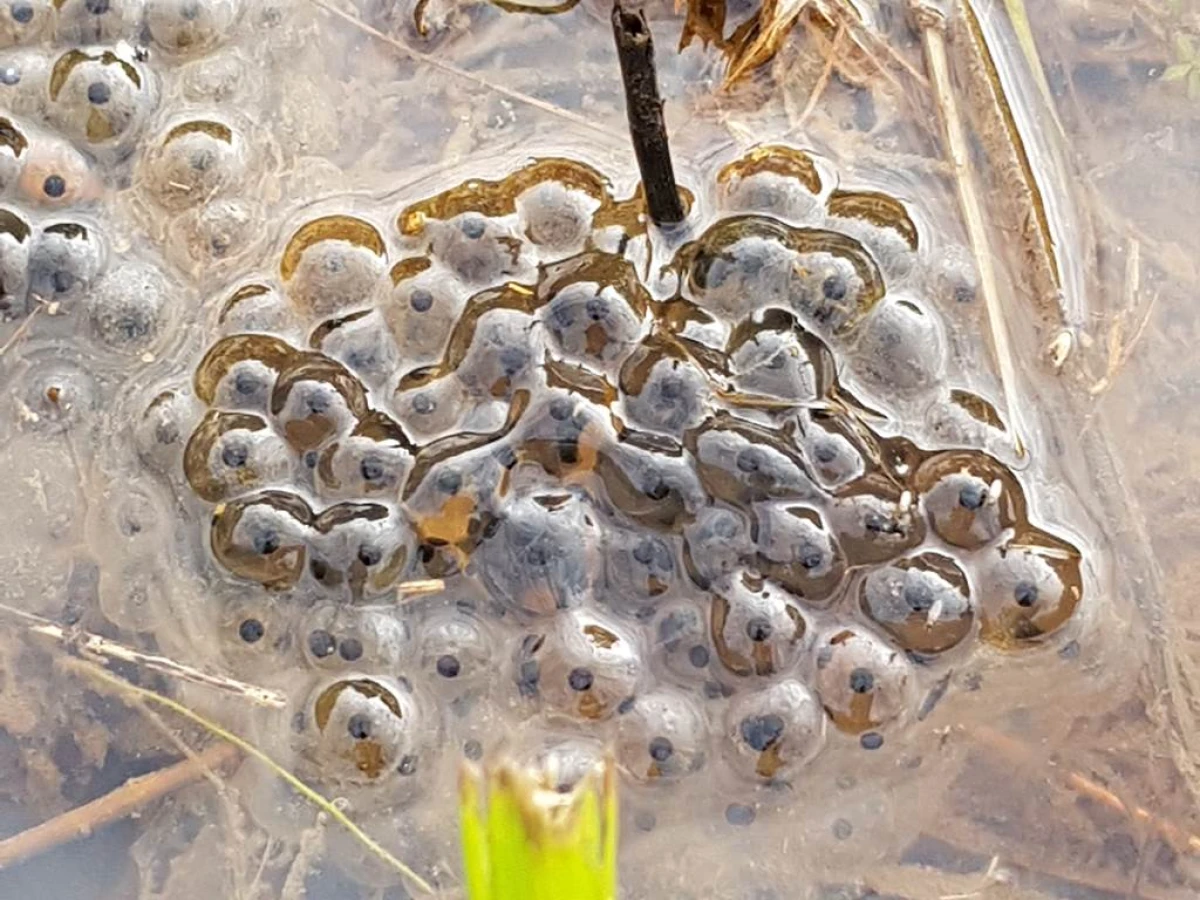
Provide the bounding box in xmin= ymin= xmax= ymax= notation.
xmin=977 ymin=528 xmax=1084 ymax=647
xmin=915 ymin=450 xmax=1026 ymax=551
xmin=312 ymin=308 xmax=399 ymax=389
xmin=12 ymin=356 xmax=99 ymax=434
xmin=270 ymin=353 xmax=369 ymax=453
xmin=800 ymin=420 xmax=865 ymax=490
xmin=616 ymin=690 xmax=708 ymax=783
xmin=301 ymin=603 xmax=413 ymax=670
xmin=860 ymin=553 xmax=974 ymax=655
xmin=544 ymin=276 xmax=645 ymax=369
xmin=140 ymin=118 xmax=248 ymax=211
xmin=923 ymin=243 xmax=979 ymax=307
xmin=183 ymin=410 xmax=292 ymax=502
xmin=710 ymin=571 xmax=810 ymax=678
xmin=621 ymin=352 xmax=711 ymax=437
xmin=427 ymin=212 xmax=524 ymax=286
xmin=516 ymin=609 xmax=642 ymax=720
xmin=518 ymin=179 xmax=599 ymax=253
xmin=787 ymin=249 xmax=876 ymax=338
xmin=27 ymin=221 xmax=104 ymax=304
xmin=597 ymin=528 xmax=679 ymax=618
xmin=56 ymin=0 xmax=145 ymax=41
xmin=385 ymin=261 xmax=468 ymax=368
xmin=394 ymin=375 xmax=468 ymax=441
xmin=723 ymin=678 xmax=825 ymax=783
xmin=593 ymin=440 xmax=706 ymax=533
xmin=0 ymin=206 xmax=31 ymax=321
xmin=280 ymin=215 xmax=388 ymax=319
xmin=516 ymin=391 xmax=607 ymax=480
xmin=86 ymin=262 xmax=173 ymax=355
xmin=145 ymin=0 xmax=241 ymax=53
xmin=716 ymin=145 xmax=825 ymax=225
xmin=687 ymin=416 xmax=817 ymax=508
xmin=193 ymin=332 xmax=297 ymax=406
xmin=15 ymin=131 xmax=102 ymax=209
xmin=681 ymin=218 xmax=803 ymax=320
xmin=303 ymin=676 xmax=434 ymax=792
xmin=456 ymin=308 xmax=542 ymax=400
xmin=46 ymin=47 xmax=154 ymax=155
xmin=209 ymin=489 xmax=314 ymax=589
xmin=310 ymin=501 xmax=414 ymax=598
xmin=825 ymin=189 xmax=919 ymax=285
xmin=0 ymin=0 xmax=51 ymax=47
xmin=216 ymin=283 xmax=297 ymax=336
xmin=167 ymin=197 xmax=265 ymax=272
xmin=813 ymin=625 xmax=915 ymax=734
xmin=682 ymin=506 xmax=752 ymax=590
xmin=727 ymin=322 xmax=817 ymax=405
xmin=828 ymin=479 xmax=925 ymax=565
xmin=217 ymin=591 xmax=295 ymax=670
xmin=417 ymin=606 xmax=494 ymax=692
xmin=651 ymin=601 xmax=715 ymax=683
xmin=0 ymin=53 xmax=47 ymax=118
xmin=316 ymin=424 xmax=413 ymax=500
xmin=849 ymin=295 xmax=946 ymax=395
xmin=133 ymin=388 xmax=196 ymax=473
xmin=754 ymin=504 xmax=846 ymax=604
xmin=475 ymin=492 xmax=600 ymax=614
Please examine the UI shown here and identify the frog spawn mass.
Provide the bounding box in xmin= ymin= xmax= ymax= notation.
xmin=3 ymin=40 xmax=1089 ymax=881
xmin=152 ymin=147 xmax=1088 ymax=828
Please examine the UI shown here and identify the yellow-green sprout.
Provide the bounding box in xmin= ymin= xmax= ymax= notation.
xmin=459 ymin=756 xmax=618 ymax=900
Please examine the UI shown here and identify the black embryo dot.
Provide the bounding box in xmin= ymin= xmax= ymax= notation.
xmin=238 ymin=618 xmax=264 ymax=643
xmin=43 ymin=175 xmax=66 ymax=198
xmin=568 ymin=667 xmax=594 ymax=691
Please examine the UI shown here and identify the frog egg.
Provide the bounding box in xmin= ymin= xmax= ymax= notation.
xmin=207 ymin=358 xmax=274 ymax=412
xmin=787 ymin=252 xmax=872 ymax=338
xmin=55 ymin=0 xmax=145 ymax=41
xmin=216 ymin=282 xmax=296 ymax=336
xmin=310 ymin=502 xmax=414 ymax=598
xmin=86 ymin=261 xmax=174 ymax=354
xmin=849 ymin=295 xmax=946 ymax=395
xmin=651 ymin=601 xmax=715 ymax=684
xmin=270 ymin=355 xmax=368 ymax=453
xmin=301 ymin=603 xmax=413 ymax=670
xmin=394 ymin=375 xmax=467 ymax=440
xmin=311 ymin=308 xmax=399 ymax=389
xmin=754 ymin=504 xmax=846 ymax=605
xmin=518 ymin=180 xmax=599 ymax=253
xmin=193 ymin=332 xmax=298 ymax=406
xmin=801 ymin=424 xmax=865 ymax=490
xmin=827 ymin=483 xmax=925 ymax=565
xmin=597 ymin=528 xmax=680 ymax=618
xmin=216 ymin=592 xmax=296 ymax=673
xmin=860 ymin=553 xmax=974 ymax=655
xmin=728 ymin=327 xmax=817 ymax=404
xmin=133 ymin=387 xmax=196 ymax=473
xmin=384 ymin=265 xmax=468 ymax=368
xmin=428 ymin=212 xmax=523 ymax=285
xmin=914 ymin=450 xmax=1026 ymax=551
xmin=543 ymin=280 xmax=644 ymax=368
xmin=183 ymin=410 xmax=293 ymax=502
xmin=516 ymin=391 xmax=604 ymax=479
xmin=167 ymin=196 xmax=265 ymax=272
xmin=476 ymin=492 xmax=599 ymax=615
xmin=723 ymin=678 xmax=825 ymax=783
xmin=616 ymin=690 xmax=708 ymax=783
xmin=688 ymin=419 xmax=817 ymax=508
xmin=146 ymin=0 xmax=240 ymax=53
xmin=456 ymin=309 xmax=542 ymax=399
xmin=0 ymin=206 xmax=31 ymax=321
xmin=209 ymin=489 xmax=314 ymax=589
xmin=301 ymin=676 xmax=435 ymax=797
xmin=0 ymin=0 xmax=51 ymax=46
xmin=924 ymin=243 xmax=979 ymax=306
xmin=720 ymin=171 xmax=824 ymax=225
xmin=417 ymin=606 xmax=493 ymax=693
xmin=89 ymin=486 xmax=171 ymax=630
xmin=593 ymin=441 xmax=706 ymax=533
xmin=710 ymin=571 xmax=810 ymax=678
xmin=15 ymin=131 xmax=102 ymax=209
xmin=0 ymin=52 xmax=47 ymax=117
xmin=316 ymin=431 xmax=412 ymax=499
xmin=826 ymin=201 xmax=918 ymax=285
xmin=682 ymin=506 xmax=752 ymax=590
xmin=46 ymin=47 xmax=154 ymax=154
xmin=176 ymin=47 xmax=254 ymax=105
xmin=977 ymin=529 xmax=1083 ymax=647
xmin=505 ymin=726 xmax=607 ymax=794
xmin=685 ymin=228 xmax=798 ymax=320
xmin=281 ymin=215 xmax=388 ymax=319
xmin=12 ymin=355 xmax=99 ymax=434
xmin=516 ymin=609 xmax=643 ymax=720
xmin=813 ymin=625 xmax=915 ymax=734
xmin=27 ymin=220 xmax=104 ymax=304
xmin=98 ymin=556 xmax=169 ymax=632
xmin=139 ymin=118 xmax=248 ymax=211
xmin=0 ymin=114 xmax=24 ymax=190
xmin=621 ymin=355 xmax=710 ymax=437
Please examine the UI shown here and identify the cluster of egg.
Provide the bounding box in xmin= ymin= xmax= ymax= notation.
xmin=120 ymin=144 xmax=1086 ymax=848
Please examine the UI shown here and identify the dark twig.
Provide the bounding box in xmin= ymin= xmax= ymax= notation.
xmin=611 ymin=3 xmax=685 ymax=226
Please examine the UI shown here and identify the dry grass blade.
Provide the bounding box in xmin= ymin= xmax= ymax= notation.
xmin=723 ymin=0 xmax=809 ymax=88
xmin=913 ymin=3 xmax=1026 ymax=458
xmin=0 ymin=601 xmax=288 ymax=709
xmin=0 ymin=742 xmax=241 ymax=869
xmin=307 ymin=0 xmax=621 ymax=145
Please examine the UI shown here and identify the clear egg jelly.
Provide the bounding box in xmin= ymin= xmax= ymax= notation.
xmin=0 ymin=4 xmax=1129 ymax=899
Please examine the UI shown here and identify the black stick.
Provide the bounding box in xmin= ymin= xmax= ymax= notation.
xmin=611 ymin=3 xmax=685 ymax=226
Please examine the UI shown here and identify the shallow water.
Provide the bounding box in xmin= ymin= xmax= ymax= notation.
xmin=0 ymin=1 xmax=1197 ymax=898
